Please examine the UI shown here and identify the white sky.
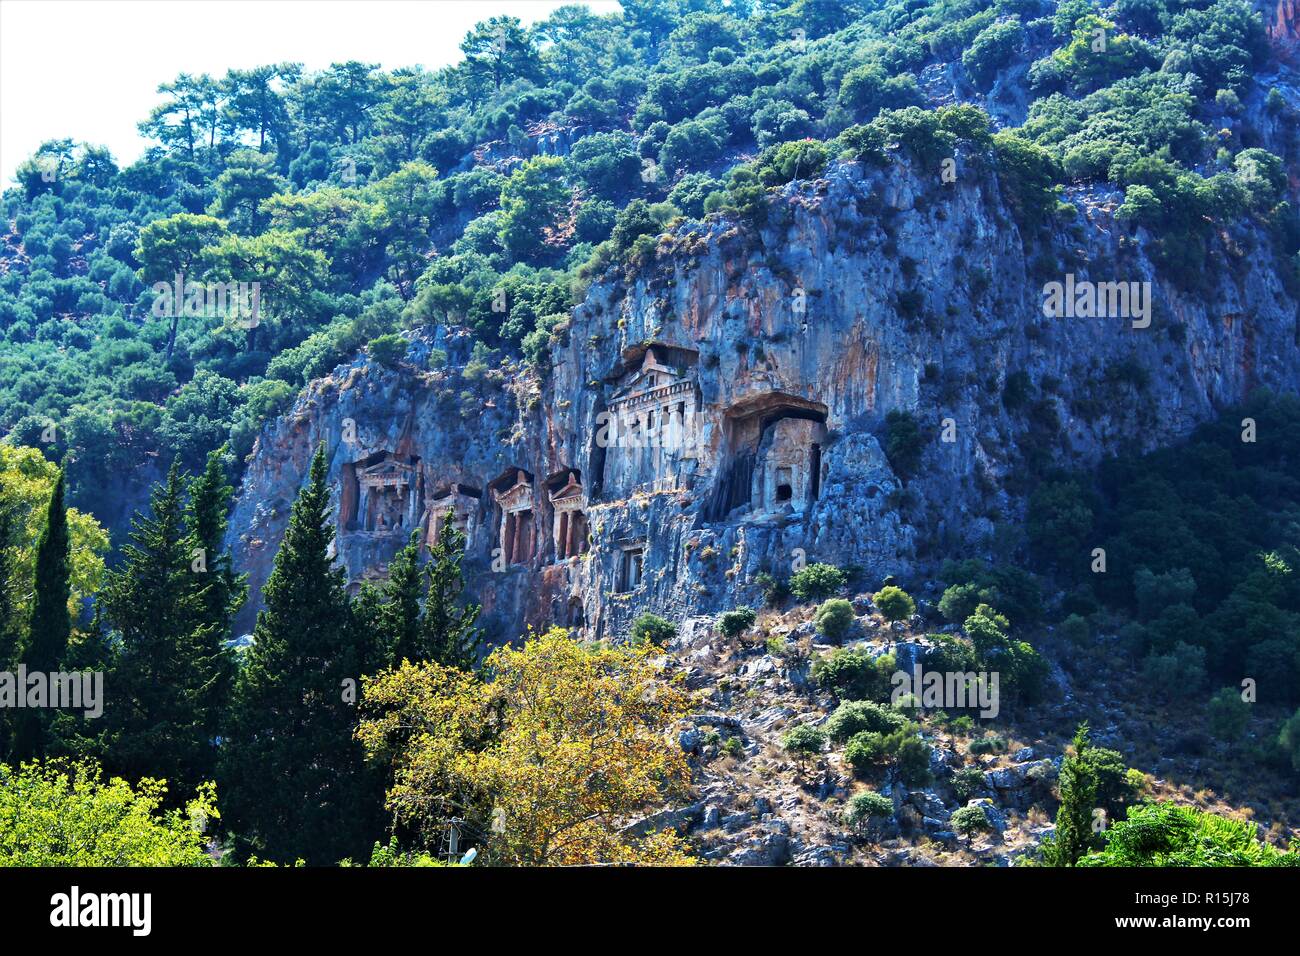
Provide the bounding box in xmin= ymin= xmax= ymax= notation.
xmin=0 ymin=0 xmax=622 ymax=185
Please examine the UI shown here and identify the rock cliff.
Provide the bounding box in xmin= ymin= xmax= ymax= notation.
xmin=1265 ymin=0 xmax=1300 ymax=62
xmin=229 ymin=154 xmax=1300 ymax=641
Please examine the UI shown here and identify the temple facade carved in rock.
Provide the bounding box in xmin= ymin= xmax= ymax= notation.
xmin=340 ymin=451 xmax=423 ymax=533
xmin=491 ymin=469 xmax=536 ymax=566
xmin=425 ymin=482 xmax=480 ymax=547
xmin=547 ymin=470 xmax=588 ymax=560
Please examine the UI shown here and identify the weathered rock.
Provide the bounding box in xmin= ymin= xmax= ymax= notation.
xmin=621 ymin=803 xmax=704 ymax=839
xmin=966 ymin=797 xmax=1007 ymax=834
xmin=229 ymin=159 xmax=1300 ymax=641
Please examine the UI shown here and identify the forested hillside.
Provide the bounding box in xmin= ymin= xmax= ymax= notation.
xmin=1 ymin=0 xmax=1294 ymax=527
xmin=2 ymin=0 xmax=1299 ymax=870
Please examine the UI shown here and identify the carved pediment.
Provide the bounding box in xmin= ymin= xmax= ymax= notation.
xmin=610 ymin=349 xmax=689 ymax=404
xmin=357 ymin=453 xmax=418 ymax=486
xmin=430 ymin=482 xmax=481 ymax=507
xmin=548 ymin=471 xmax=584 ymax=508
xmin=493 ymin=470 xmax=534 ymax=513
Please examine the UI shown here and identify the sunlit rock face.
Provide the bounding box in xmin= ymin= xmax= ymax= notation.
xmin=229 ymin=157 xmax=1300 ymax=643
xmin=1264 ymin=0 xmax=1300 ymax=63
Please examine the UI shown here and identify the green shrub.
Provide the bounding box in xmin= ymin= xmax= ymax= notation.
xmin=894 ymin=733 xmax=932 ymax=786
xmin=938 ymin=582 xmax=981 ymax=623
xmin=1059 ymin=613 xmax=1090 ymax=645
xmin=969 ymin=735 xmax=1008 ymax=756
xmin=1279 ymin=708 xmax=1300 ymax=772
xmin=882 ymin=410 xmax=923 ymax=478
xmin=789 ymin=563 xmax=846 ymax=602
xmin=827 ymin=700 xmax=911 ymax=744
xmin=951 ymin=766 xmax=986 ymax=802
xmin=716 ymin=606 xmax=757 ymax=638
xmin=781 ymin=724 xmax=826 ymax=761
xmin=754 ymin=139 xmax=831 ymax=186
xmin=950 ymin=803 xmax=992 ymax=836
xmin=843 ymin=791 xmax=894 ymax=830
xmin=844 ymin=725 xmax=932 ymax=784
xmin=1080 ymin=745 xmax=1140 ymax=817
xmin=814 ymin=598 xmax=855 ymax=639
xmin=1207 ymin=687 xmax=1251 ymax=742
xmin=1142 ymin=641 xmax=1206 ymax=700
xmin=754 ymin=571 xmax=789 ymax=606
xmin=367 ymin=333 xmax=407 ymax=367
xmin=873 ymin=585 xmax=916 ymax=623
xmin=629 ymin=613 xmax=677 ymax=646
xmin=925 ymin=634 xmax=981 ymax=674
xmin=939 ymin=558 xmax=1043 ymax=626
xmin=844 ymin=731 xmax=890 ymax=771
xmin=963 ymin=19 xmax=1025 ymax=91
xmin=812 ymin=649 xmax=894 ymax=702
xmin=963 ymin=603 xmax=1010 ymax=653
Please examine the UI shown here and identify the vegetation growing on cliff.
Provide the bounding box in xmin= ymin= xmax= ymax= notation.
xmin=2 ymin=0 xmax=1295 ymax=526
xmin=0 ymin=0 xmax=1297 ymax=871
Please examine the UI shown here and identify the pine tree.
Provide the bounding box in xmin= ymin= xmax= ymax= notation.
xmin=12 ymin=473 xmax=71 ymax=759
xmin=420 ymin=510 xmax=482 ymax=670
xmin=220 ymin=444 xmax=384 ymax=864
xmin=1042 ymin=722 xmax=1099 ymax=866
xmin=99 ymin=460 xmax=204 ymax=791
xmin=380 ymin=530 xmax=424 ymax=664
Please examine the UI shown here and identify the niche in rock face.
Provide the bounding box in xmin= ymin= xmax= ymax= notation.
xmin=341 ymin=451 xmax=423 ymax=533
xmin=705 ymin=392 xmax=828 ymax=521
xmin=489 ymin=468 xmax=536 ymax=566
xmin=546 ymin=470 xmax=588 ymax=560
xmin=752 ymin=417 xmax=827 ymax=513
xmin=426 ymin=483 xmax=481 ymax=548
xmin=596 ymin=344 xmax=700 ymax=498
xmin=618 ymin=542 xmax=646 ymax=592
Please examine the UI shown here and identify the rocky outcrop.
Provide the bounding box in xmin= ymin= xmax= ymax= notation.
xmin=1264 ymin=0 xmax=1300 ymax=63
xmin=229 ymin=154 xmax=1300 ymax=640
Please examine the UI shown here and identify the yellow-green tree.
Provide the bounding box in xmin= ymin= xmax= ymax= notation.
xmin=0 ymin=444 xmax=109 ymax=620
xmin=358 ymin=627 xmax=695 ymax=866
xmin=0 ymin=760 xmax=216 ymax=866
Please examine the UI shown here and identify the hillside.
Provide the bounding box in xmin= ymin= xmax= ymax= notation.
xmin=2 ymin=0 xmax=1299 ymax=869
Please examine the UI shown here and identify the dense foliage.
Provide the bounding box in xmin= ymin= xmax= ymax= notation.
xmin=1 ymin=0 xmax=1296 ymax=869
xmin=4 ymin=0 xmax=1292 ymax=534
xmin=1028 ymin=391 xmax=1300 ymax=710
xmin=0 ymin=760 xmax=216 ymax=866
xmin=1080 ymin=801 xmax=1300 ymax=866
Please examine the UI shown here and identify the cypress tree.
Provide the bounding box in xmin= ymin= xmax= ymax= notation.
xmin=0 ymin=504 xmax=18 ymax=669
xmin=1042 ymin=722 xmax=1099 ymax=866
xmin=220 ymin=444 xmax=384 ymax=864
xmin=420 ymin=509 xmax=482 ymax=670
xmin=12 ymin=473 xmax=71 ymax=759
xmin=0 ymin=504 xmax=19 ymax=758
xmin=183 ymin=445 xmax=244 ymax=763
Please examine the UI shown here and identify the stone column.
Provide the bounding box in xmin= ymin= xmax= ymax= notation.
xmin=568 ymin=512 xmax=582 ymax=556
